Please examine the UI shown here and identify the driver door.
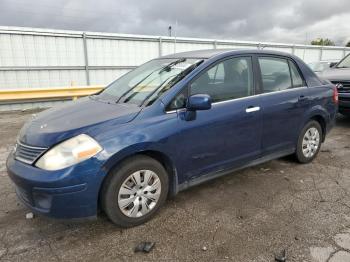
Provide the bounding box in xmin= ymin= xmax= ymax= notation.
xmin=170 ymin=56 xmax=263 ymax=181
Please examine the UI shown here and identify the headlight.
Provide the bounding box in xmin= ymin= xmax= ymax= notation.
xmin=35 ymin=134 xmax=102 ymax=171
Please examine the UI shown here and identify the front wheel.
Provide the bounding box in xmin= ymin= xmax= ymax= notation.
xmin=101 ymin=155 xmax=169 ymax=227
xmin=295 ymin=120 xmax=322 ymax=163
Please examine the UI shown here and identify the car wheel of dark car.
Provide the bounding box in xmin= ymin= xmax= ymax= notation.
xmin=101 ymin=155 xmax=169 ymax=227
xmin=296 ymin=120 xmax=322 ymax=164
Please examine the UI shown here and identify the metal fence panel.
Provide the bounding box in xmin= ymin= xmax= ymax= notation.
xmin=87 ymin=38 xmax=159 ymax=66
xmin=0 ymin=26 xmax=350 ymax=91
xmin=0 ymin=34 xmax=85 ymax=67
xmin=322 ymin=49 xmax=345 ymax=61
xmin=89 ymin=69 xmax=130 ymax=86
xmin=0 ymin=70 xmax=87 ymax=89
xmin=217 ymin=43 xmax=256 ymax=49
xmin=264 ymin=47 xmax=293 ymax=54
xmin=162 ymin=41 xmax=214 ymax=56
xmin=293 ymin=48 xmax=320 ymax=63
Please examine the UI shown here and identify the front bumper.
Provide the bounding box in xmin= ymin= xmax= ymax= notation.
xmin=6 ymin=153 xmax=107 ymax=219
xmin=339 ymin=93 xmax=350 ymax=115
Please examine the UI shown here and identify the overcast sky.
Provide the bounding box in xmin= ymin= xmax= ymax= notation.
xmin=0 ymin=0 xmax=349 ymax=45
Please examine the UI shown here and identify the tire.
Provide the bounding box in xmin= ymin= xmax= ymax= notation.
xmin=295 ymin=120 xmax=323 ymax=164
xmin=101 ymin=155 xmax=169 ymax=227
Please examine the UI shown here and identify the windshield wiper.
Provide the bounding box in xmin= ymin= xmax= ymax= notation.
xmin=337 ymin=66 xmax=350 ymax=68
xmin=169 ymin=59 xmax=204 ymax=83
xmin=158 ymin=58 xmax=186 ymax=74
xmin=115 ymin=67 xmax=162 ymax=103
xmin=115 ymin=58 xmax=187 ymax=104
xmin=140 ymin=59 xmax=204 ymax=106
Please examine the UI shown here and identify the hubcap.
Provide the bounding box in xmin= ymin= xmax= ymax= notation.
xmin=118 ymin=170 xmax=161 ymax=218
xmin=302 ymin=127 xmax=320 ymax=158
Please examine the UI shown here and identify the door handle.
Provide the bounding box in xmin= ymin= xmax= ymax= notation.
xmin=246 ymin=106 xmax=260 ymax=113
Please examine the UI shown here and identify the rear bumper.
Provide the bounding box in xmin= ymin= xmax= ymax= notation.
xmin=6 ymin=152 xmax=106 ymax=219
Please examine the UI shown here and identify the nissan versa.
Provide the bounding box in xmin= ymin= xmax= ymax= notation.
xmin=7 ymin=50 xmax=338 ymax=227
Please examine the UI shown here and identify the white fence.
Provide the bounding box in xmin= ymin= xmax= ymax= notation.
xmin=1 ymin=26 xmax=350 ymax=90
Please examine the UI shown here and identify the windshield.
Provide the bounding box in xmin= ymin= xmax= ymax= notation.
xmin=337 ymin=54 xmax=350 ymax=68
xmin=98 ymin=58 xmax=203 ymax=106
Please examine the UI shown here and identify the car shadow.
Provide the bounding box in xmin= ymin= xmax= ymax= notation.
xmin=336 ymin=114 xmax=350 ymax=128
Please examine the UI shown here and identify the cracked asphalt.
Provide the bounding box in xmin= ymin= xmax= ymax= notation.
xmin=0 ymin=110 xmax=350 ymax=261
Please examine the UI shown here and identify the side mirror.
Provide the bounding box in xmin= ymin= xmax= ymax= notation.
xmin=186 ymin=94 xmax=212 ymax=111
xmin=330 ymin=62 xmax=337 ymax=68
xmin=183 ymin=94 xmax=212 ymax=121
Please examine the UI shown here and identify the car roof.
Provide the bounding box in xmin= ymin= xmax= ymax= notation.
xmin=160 ymin=49 xmax=296 ymax=59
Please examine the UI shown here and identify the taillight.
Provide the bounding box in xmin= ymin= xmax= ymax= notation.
xmin=333 ymin=86 xmax=339 ymax=104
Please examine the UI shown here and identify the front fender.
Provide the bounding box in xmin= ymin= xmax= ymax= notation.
xmin=102 ymin=142 xmax=172 ymax=170
xmin=100 ymin=142 xmax=180 ymax=195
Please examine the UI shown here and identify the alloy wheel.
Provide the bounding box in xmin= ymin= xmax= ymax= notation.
xmin=302 ymin=127 xmax=320 ymax=158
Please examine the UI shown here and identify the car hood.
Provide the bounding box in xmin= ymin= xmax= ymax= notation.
xmin=319 ymin=67 xmax=350 ymax=81
xmin=18 ymin=97 xmax=141 ymax=147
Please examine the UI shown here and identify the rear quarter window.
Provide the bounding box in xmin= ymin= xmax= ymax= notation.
xmin=288 ymin=60 xmax=305 ymax=87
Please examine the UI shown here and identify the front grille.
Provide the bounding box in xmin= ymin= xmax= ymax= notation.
xmin=14 ymin=142 xmax=47 ymax=165
xmin=331 ymin=81 xmax=350 ymax=93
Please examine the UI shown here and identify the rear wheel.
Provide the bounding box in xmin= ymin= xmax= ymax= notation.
xmin=101 ymin=155 xmax=169 ymax=227
xmin=295 ymin=120 xmax=322 ymax=163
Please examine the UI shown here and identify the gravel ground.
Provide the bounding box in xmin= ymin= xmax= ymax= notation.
xmin=0 ymin=110 xmax=350 ymax=262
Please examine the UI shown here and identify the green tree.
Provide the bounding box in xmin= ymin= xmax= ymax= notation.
xmin=311 ymin=38 xmax=335 ymax=46
xmin=346 ymin=41 xmax=350 ymax=47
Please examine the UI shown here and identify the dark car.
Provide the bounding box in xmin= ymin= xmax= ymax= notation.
xmin=319 ymin=53 xmax=350 ymax=116
xmin=7 ymin=49 xmax=338 ymax=227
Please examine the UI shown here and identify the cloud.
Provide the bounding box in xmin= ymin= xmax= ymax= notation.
xmin=0 ymin=0 xmax=349 ymax=45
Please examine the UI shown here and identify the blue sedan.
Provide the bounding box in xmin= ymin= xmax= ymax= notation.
xmin=7 ymin=49 xmax=338 ymax=227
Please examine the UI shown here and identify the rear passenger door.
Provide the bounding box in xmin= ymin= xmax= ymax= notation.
xmin=257 ymin=56 xmax=309 ymax=155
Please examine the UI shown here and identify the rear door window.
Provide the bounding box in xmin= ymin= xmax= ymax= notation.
xmin=258 ymin=57 xmax=292 ymax=93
